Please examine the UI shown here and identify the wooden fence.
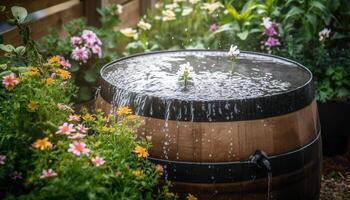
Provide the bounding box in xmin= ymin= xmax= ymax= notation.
xmin=0 ymin=0 xmax=157 ymax=46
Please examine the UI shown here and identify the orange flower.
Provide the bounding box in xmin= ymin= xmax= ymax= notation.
xmin=47 ymin=56 xmax=61 ymax=64
xmin=56 ymin=69 xmax=71 ymax=80
xmin=117 ymin=106 xmax=132 ymax=116
xmin=26 ymin=66 xmax=40 ymax=76
xmin=187 ymin=193 xmax=198 ymax=200
xmin=134 ymin=145 xmax=149 ymax=158
xmin=132 ymin=170 xmax=141 ymax=177
xmin=27 ymin=101 xmax=39 ymax=112
xmin=46 ymin=77 xmax=55 ymax=85
xmin=82 ymin=113 xmax=94 ymax=121
xmin=32 ymin=137 xmax=52 ymax=150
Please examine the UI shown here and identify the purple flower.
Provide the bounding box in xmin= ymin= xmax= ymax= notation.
xmin=265 ymin=37 xmax=280 ymax=47
xmin=70 ymin=36 xmax=82 ymax=46
xmin=264 ymin=25 xmax=277 ymax=37
xmin=11 ymin=171 xmax=23 ymax=180
xmin=92 ymin=45 xmax=102 ymax=58
xmin=60 ymin=58 xmax=71 ymax=69
xmin=0 ymin=155 xmax=6 ymax=165
xmin=71 ymin=47 xmax=89 ymax=63
xmin=209 ymin=23 xmax=218 ymax=32
xmin=82 ymin=30 xmax=97 ymax=45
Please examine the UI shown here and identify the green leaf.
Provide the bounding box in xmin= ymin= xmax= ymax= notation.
xmin=226 ymin=3 xmax=240 ymax=21
xmin=14 ymin=46 xmax=26 ymax=55
xmin=70 ymin=62 xmax=80 ymax=72
xmin=237 ymin=30 xmax=249 ymax=40
xmin=11 ymin=6 xmax=28 ymax=23
xmin=0 ymin=6 xmax=5 ymax=13
xmin=0 ymin=63 xmax=7 ymax=70
xmin=84 ymin=70 xmax=98 ymax=83
xmin=0 ymin=44 xmax=15 ymax=52
xmin=0 ymin=70 xmax=12 ymax=77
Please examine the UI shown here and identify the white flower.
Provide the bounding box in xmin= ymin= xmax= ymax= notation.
xmin=189 ymin=0 xmax=200 ymax=4
xmin=319 ymin=28 xmax=331 ymax=42
xmin=178 ymin=62 xmax=194 ymax=77
xmin=228 ymin=45 xmax=240 ymax=59
xmin=155 ymin=3 xmax=162 ymax=9
xmin=201 ymin=2 xmax=223 ymax=14
xmin=182 ymin=7 xmax=193 ymax=16
xmin=262 ymin=17 xmax=272 ymax=29
xmin=165 ymin=3 xmax=179 ymax=10
xmin=174 ymin=0 xmax=185 ymax=2
xmin=120 ymin=28 xmax=138 ymax=39
xmin=137 ymin=20 xmax=152 ymax=30
xmin=116 ymin=4 xmax=123 ymax=14
xmin=162 ymin=10 xmax=176 ymax=21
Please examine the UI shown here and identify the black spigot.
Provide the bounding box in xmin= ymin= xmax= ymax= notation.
xmin=249 ymin=150 xmax=271 ymax=173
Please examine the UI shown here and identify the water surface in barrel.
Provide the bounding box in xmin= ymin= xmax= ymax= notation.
xmin=102 ymin=51 xmax=310 ymax=101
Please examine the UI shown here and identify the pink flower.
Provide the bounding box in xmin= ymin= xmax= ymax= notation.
xmin=92 ymin=45 xmax=102 ymax=58
xmin=2 ymin=73 xmax=19 ymax=89
xmin=209 ymin=23 xmax=218 ymax=32
xmin=68 ymin=133 xmax=86 ymax=139
xmin=82 ymin=30 xmax=97 ymax=44
xmin=11 ymin=171 xmax=22 ymax=180
xmin=264 ymin=25 xmax=277 ymax=37
xmin=68 ymin=115 xmax=80 ymax=122
xmin=71 ymin=47 xmax=89 ymax=63
xmin=70 ymin=36 xmax=82 ymax=46
xmin=0 ymin=155 xmax=6 ymax=165
xmin=91 ymin=156 xmax=105 ymax=167
xmin=96 ymin=38 xmax=102 ymax=46
xmin=68 ymin=141 xmax=90 ymax=156
xmin=77 ymin=124 xmax=88 ymax=133
xmin=56 ymin=122 xmax=75 ymax=135
xmin=40 ymin=169 xmax=57 ymax=179
xmin=265 ymin=37 xmax=280 ymax=47
xmin=59 ymin=58 xmax=71 ymax=69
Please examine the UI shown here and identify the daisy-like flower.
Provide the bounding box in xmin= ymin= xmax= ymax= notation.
xmin=71 ymin=47 xmax=89 ymax=63
xmin=56 ymin=122 xmax=75 ymax=135
xmin=91 ymin=45 xmax=102 ymax=58
xmin=162 ymin=10 xmax=176 ymax=21
xmin=165 ymin=3 xmax=179 ymax=10
xmin=82 ymin=113 xmax=94 ymax=121
xmin=27 ymin=100 xmax=39 ymax=112
xmin=68 ymin=114 xmax=80 ymax=122
xmin=137 ymin=20 xmax=152 ymax=31
xmin=68 ymin=141 xmax=90 ymax=156
xmin=209 ymin=23 xmax=219 ymax=32
xmin=82 ymin=30 xmax=97 ymax=44
xmin=228 ymin=45 xmax=240 ymax=59
xmin=26 ymin=66 xmax=40 ymax=76
xmin=68 ymin=133 xmax=86 ymax=140
xmin=116 ymin=4 xmax=123 ymax=14
xmin=261 ymin=17 xmax=272 ymax=29
xmin=70 ymin=36 xmax=82 ymax=46
xmin=40 ymin=169 xmax=57 ymax=179
xmin=187 ymin=193 xmax=198 ymax=200
xmin=132 ymin=170 xmax=142 ymax=177
xmin=202 ymin=2 xmax=223 ymax=14
xmin=76 ymin=124 xmax=88 ymax=133
xmin=120 ymin=28 xmax=139 ymax=39
xmin=2 ymin=73 xmax=19 ymax=89
xmin=46 ymin=77 xmax=55 ymax=85
xmin=91 ymin=156 xmax=105 ymax=167
xmin=11 ymin=171 xmax=23 ymax=180
xmin=134 ymin=145 xmax=149 ymax=158
xmin=57 ymin=103 xmax=74 ymax=113
xmin=47 ymin=55 xmax=61 ymax=64
xmin=182 ymin=7 xmax=193 ymax=16
xmin=32 ymin=137 xmax=53 ymax=150
xmin=319 ymin=28 xmax=331 ymax=42
xmin=60 ymin=58 xmax=71 ymax=69
xmin=117 ymin=106 xmax=132 ymax=117
xmin=56 ymin=69 xmax=71 ymax=80
xmin=0 ymin=155 xmax=6 ymax=165
xmin=155 ymin=164 xmax=164 ymax=173
xmin=265 ymin=37 xmax=280 ymax=47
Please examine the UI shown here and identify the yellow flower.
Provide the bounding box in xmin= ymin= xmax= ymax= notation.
xmin=101 ymin=126 xmax=109 ymax=134
xmin=46 ymin=77 xmax=55 ymax=85
xmin=82 ymin=113 xmax=95 ymax=121
xmin=134 ymin=145 xmax=149 ymax=158
xmin=166 ymin=192 xmax=175 ymax=198
xmin=132 ymin=170 xmax=142 ymax=177
xmin=32 ymin=137 xmax=52 ymax=150
xmin=162 ymin=10 xmax=176 ymax=21
xmin=47 ymin=55 xmax=61 ymax=64
xmin=27 ymin=101 xmax=39 ymax=112
xmin=187 ymin=193 xmax=198 ymax=200
xmin=26 ymin=66 xmax=40 ymax=76
xmin=56 ymin=69 xmax=71 ymax=80
xmin=117 ymin=106 xmax=132 ymax=117
xmin=120 ymin=28 xmax=138 ymax=39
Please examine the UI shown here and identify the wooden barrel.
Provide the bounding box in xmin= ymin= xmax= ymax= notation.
xmin=97 ymin=50 xmax=321 ymax=200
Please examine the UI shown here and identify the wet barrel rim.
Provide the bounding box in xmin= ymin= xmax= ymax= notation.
xmin=99 ymin=50 xmax=314 ymax=122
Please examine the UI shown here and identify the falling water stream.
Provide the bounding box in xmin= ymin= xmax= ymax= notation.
xmin=102 ymin=51 xmax=310 ymax=199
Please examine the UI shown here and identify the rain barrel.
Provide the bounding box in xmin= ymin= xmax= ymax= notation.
xmin=96 ymin=50 xmax=321 ymax=200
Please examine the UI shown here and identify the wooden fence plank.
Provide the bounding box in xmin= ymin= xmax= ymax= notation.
xmin=119 ymin=0 xmax=140 ymax=28
xmin=84 ymin=0 xmax=102 ymax=27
